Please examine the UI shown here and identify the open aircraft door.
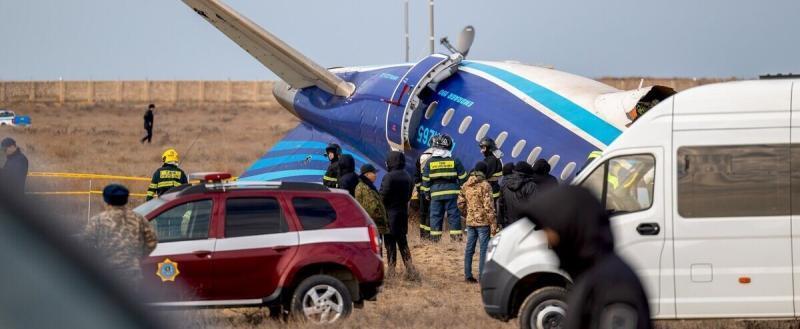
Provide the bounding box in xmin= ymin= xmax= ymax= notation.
xmin=385 ymin=53 xmax=463 ymax=151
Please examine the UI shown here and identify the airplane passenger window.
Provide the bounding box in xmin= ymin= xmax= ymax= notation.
xmin=496 ymin=132 xmax=508 ymax=148
xmin=458 ymin=116 xmax=473 ymax=134
xmin=678 ymin=144 xmax=789 ymax=218
xmin=548 ymin=155 xmax=560 ymax=169
xmin=527 ymin=147 xmax=542 ymax=165
xmin=442 ymin=108 xmax=456 ymax=126
xmin=476 ymin=124 xmax=490 ymax=142
xmin=424 ymin=101 xmax=438 ymax=119
xmin=561 ymin=162 xmax=577 ymax=180
xmin=512 ymin=140 xmax=527 ymax=158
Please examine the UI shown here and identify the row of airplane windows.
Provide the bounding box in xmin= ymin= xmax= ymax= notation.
xmin=428 ymin=105 xmax=578 ymax=180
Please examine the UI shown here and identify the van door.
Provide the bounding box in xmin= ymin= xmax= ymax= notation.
xmin=578 ymin=150 xmax=666 ymax=315
xmin=791 ymin=82 xmax=800 ymax=316
xmin=672 ymin=128 xmax=792 ymax=317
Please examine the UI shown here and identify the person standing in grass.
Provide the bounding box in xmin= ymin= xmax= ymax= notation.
xmin=141 ymin=104 xmax=155 ymax=144
xmin=458 ymin=161 xmax=497 ymax=283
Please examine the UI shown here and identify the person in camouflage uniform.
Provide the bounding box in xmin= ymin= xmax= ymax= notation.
xmin=83 ymin=184 xmax=158 ymax=287
xmin=458 ymin=161 xmax=497 ymax=282
xmin=354 ymin=164 xmax=389 ymax=235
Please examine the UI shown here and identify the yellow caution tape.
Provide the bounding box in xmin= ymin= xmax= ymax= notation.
xmin=27 ymin=191 xmax=148 ymax=197
xmin=28 ymin=172 xmax=150 ymax=181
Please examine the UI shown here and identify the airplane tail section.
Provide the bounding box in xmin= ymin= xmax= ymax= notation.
xmin=181 ymin=0 xmax=355 ymax=97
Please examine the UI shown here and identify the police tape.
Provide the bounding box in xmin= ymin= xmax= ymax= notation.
xmin=28 ymin=172 xmax=150 ymax=181
xmin=27 ymin=190 xmax=149 ymax=197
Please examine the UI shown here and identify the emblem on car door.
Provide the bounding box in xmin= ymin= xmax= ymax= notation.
xmin=156 ymin=258 xmax=180 ymax=282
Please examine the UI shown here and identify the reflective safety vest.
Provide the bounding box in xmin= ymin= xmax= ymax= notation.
xmin=322 ymin=160 xmax=339 ymax=188
xmin=147 ymin=164 xmax=188 ymax=200
xmin=422 ymin=156 xmax=467 ymax=201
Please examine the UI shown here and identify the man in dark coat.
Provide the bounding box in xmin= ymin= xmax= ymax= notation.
xmin=497 ymin=161 xmax=537 ymax=227
xmin=380 ymin=151 xmax=419 ymax=280
xmin=337 ymin=154 xmax=358 ymax=196
xmin=531 ymin=159 xmax=558 ymax=191
xmin=518 ymin=186 xmax=651 ymax=329
xmin=140 ymin=104 xmax=154 ymax=144
xmin=1 ymin=138 xmax=29 ymax=194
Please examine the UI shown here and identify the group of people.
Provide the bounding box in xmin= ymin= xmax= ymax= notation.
xmin=321 ymin=133 xmax=559 ymax=283
xmin=324 ymin=135 xmax=652 ymax=328
xmin=323 ymin=144 xmax=420 ymax=280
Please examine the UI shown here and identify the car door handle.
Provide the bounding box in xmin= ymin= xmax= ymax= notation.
xmin=636 ymin=223 xmax=660 ymax=236
xmin=193 ymin=250 xmax=212 ymax=258
xmin=273 ymin=245 xmax=291 ymax=252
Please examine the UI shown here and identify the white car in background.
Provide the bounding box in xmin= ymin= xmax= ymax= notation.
xmin=0 ymin=110 xmax=15 ymax=126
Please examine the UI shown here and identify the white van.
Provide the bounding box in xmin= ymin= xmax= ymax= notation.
xmin=480 ymin=78 xmax=800 ymax=329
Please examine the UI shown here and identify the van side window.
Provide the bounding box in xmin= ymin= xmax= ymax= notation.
xmin=150 ymin=199 xmax=213 ymax=242
xmin=225 ymin=198 xmax=286 ymax=237
xmin=580 ymin=154 xmax=656 ymax=215
xmin=678 ymin=145 xmax=790 ymax=218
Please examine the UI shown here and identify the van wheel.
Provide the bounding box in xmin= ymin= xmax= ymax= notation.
xmin=518 ymin=286 xmax=568 ymax=329
xmin=291 ymin=274 xmax=352 ymax=324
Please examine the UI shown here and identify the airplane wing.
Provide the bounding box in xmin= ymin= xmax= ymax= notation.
xmin=181 ymin=0 xmax=355 ymax=97
xmin=239 ymin=123 xmax=380 ymax=183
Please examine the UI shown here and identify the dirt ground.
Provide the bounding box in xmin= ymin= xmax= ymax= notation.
xmin=2 ymin=101 xmax=799 ymax=328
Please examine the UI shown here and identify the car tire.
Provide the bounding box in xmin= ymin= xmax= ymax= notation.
xmin=290 ymin=274 xmax=353 ymax=324
xmin=518 ymin=286 xmax=568 ymax=329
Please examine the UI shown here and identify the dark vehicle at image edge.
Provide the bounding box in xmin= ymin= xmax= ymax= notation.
xmin=133 ymin=173 xmax=384 ymax=324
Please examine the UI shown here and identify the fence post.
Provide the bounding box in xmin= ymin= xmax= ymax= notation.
xmin=87 ymin=179 xmax=92 ymax=223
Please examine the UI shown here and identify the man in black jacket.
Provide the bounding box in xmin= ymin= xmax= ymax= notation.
xmin=140 ymin=104 xmax=154 ymax=144
xmin=518 ymin=186 xmax=651 ymax=329
xmin=337 ymin=154 xmax=358 ymax=196
xmin=497 ymin=161 xmax=536 ymax=227
xmin=322 ymin=143 xmax=341 ymax=188
xmin=479 ymin=138 xmax=503 ymax=201
xmin=1 ymin=138 xmax=29 ymax=194
xmin=531 ymin=159 xmax=558 ymax=191
xmin=380 ymin=151 xmax=419 ymax=280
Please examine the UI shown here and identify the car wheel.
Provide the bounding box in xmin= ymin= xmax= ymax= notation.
xmin=291 ymin=274 xmax=352 ymax=324
xmin=518 ymin=286 xmax=568 ymax=329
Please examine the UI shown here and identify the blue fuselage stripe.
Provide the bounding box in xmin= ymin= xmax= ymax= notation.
xmin=243 ymin=169 xmax=326 ymax=182
xmin=264 ymin=141 xmax=368 ymax=163
xmin=461 ymin=62 xmax=621 ymax=145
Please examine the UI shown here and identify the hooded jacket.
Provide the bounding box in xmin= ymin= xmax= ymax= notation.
xmin=380 ymin=151 xmax=413 ymax=235
xmin=457 ymin=171 xmax=496 ymax=227
xmin=1 ymin=149 xmax=28 ymax=194
xmin=323 ymin=154 xmax=340 ymax=188
xmin=497 ymin=164 xmax=537 ymax=226
xmin=337 ymin=154 xmax=358 ymax=196
xmin=483 ymin=152 xmax=503 ymax=198
xmin=355 ymin=174 xmax=389 ymax=234
xmin=531 ymin=159 xmax=558 ymax=191
xmin=518 ymin=186 xmax=651 ymax=329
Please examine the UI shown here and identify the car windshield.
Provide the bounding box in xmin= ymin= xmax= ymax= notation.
xmin=133 ymin=198 xmax=168 ymax=217
xmin=0 ymin=112 xmax=13 ymax=117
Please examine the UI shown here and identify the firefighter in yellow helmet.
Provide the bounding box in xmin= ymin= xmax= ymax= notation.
xmin=146 ymin=148 xmax=188 ymax=201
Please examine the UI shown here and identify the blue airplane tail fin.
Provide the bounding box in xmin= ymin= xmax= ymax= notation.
xmin=240 ymin=123 xmax=377 ymax=183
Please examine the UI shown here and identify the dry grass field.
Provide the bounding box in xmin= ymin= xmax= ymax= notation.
xmin=2 ymin=98 xmax=798 ymax=328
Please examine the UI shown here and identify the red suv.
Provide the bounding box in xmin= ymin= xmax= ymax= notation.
xmin=133 ymin=173 xmax=384 ymax=324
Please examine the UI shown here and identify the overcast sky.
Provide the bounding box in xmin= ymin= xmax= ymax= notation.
xmin=1 ymin=0 xmax=798 ymax=80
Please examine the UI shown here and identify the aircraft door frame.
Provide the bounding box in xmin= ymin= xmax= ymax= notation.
xmin=385 ymin=54 xmax=460 ymax=151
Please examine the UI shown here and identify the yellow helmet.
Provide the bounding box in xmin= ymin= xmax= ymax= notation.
xmin=162 ymin=148 xmax=179 ymax=164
